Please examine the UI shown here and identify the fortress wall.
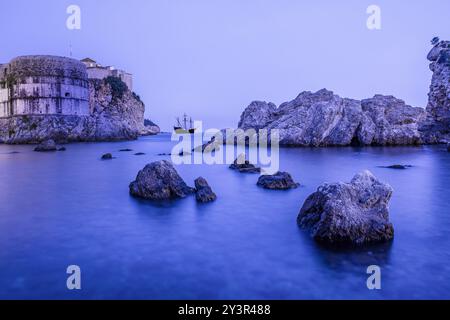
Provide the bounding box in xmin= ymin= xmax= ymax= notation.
xmin=86 ymin=68 xmax=110 ymax=80
xmin=0 ymin=56 xmax=90 ymax=118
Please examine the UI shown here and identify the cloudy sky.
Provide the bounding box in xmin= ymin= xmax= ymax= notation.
xmin=1 ymin=0 xmax=449 ymax=130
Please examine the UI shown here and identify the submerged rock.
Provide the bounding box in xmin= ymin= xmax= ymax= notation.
xmin=257 ymin=172 xmax=298 ymax=190
xmin=119 ymin=148 xmax=133 ymax=152
xmin=380 ymin=164 xmax=413 ymax=170
xmin=298 ymin=170 xmax=394 ymax=245
xmin=34 ymin=139 xmax=57 ymax=152
xmin=134 ymin=152 xmax=146 ymax=156
xmin=194 ymin=177 xmax=217 ymax=203
xmin=229 ymin=154 xmax=261 ymax=173
xmin=129 ymin=160 xmax=194 ymax=200
xmin=101 ymin=153 xmax=113 ymax=160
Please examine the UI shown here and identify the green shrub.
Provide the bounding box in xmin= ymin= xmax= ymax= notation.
xmin=105 ymin=76 xmax=128 ymax=100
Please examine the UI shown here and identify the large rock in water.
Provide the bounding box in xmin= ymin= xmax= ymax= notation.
xmin=257 ymin=171 xmax=298 ymax=190
xmin=194 ymin=177 xmax=217 ymax=203
xmin=297 ymin=170 xmax=394 ymax=245
xmin=237 ymin=89 xmax=426 ymax=146
xmin=129 ymin=160 xmax=194 ymax=200
xmin=420 ymin=40 xmax=450 ymax=143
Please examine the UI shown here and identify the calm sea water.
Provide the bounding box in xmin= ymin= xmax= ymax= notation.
xmin=0 ymin=133 xmax=449 ymax=299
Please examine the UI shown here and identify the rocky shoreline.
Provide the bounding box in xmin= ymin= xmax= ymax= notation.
xmin=235 ymin=40 xmax=450 ymax=147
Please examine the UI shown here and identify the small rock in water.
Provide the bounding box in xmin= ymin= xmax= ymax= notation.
xmin=298 ymin=170 xmax=394 ymax=245
xmin=119 ymin=148 xmax=133 ymax=152
xmin=58 ymin=147 xmax=66 ymax=151
xmin=8 ymin=151 xmax=20 ymax=154
xmin=134 ymin=152 xmax=146 ymax=156
xmin=129 ymin=160 xmax=194 ymax=200
xmin=101 ymin=153 xmax=113 ymax=160
xmin=381 ymin=164 xmax=412 ymax=170
xmin=194 ymin=177 xmax=217 ymax=203
xmin=447 ymin=144 xmax=450 ymax=152
xmin=157 ymin=153 xmax=171 ymax=156
xmin=193 ymin=137 xmax=221 ymax=153
xmin=34 ymin=139 xmax=57 ymax=152
xmin=179 ymin=150 xmax=191 ymax=156
xmin=257 ymin=171 xmax=299 ymax=190
xmin=229 ymin=154 xmax=261 ymax=173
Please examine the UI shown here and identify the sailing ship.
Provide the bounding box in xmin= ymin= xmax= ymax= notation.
xmin=174 ymin=114 xmax=196 ymax=134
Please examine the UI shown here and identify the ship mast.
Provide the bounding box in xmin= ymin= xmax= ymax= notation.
xmin=183 ymin=113 xmax=188 ymax=130
xmin=189 ymin=117 xmax=193 ymax=129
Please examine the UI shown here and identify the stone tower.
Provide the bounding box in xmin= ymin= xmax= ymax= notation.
xmin=0 ymin=55 xmax=90 ymax=118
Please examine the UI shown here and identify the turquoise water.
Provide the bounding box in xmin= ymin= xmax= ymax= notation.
xmin=0 ymin=134 xmax=449 ymax=299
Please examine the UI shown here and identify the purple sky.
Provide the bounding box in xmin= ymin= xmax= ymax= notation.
xmin=1 ymin=0 xmax=449 ymax=130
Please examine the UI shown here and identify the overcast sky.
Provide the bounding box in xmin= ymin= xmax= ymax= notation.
xmin=1 ymin=0 xmax=449 ymax=130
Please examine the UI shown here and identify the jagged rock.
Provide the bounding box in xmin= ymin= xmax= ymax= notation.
xmin=34 ymin=139 xmax=57 ymax=152
xmin=129 ymin=160 xmax=194 ymax=200
xmin=256 ymin=171 xmax=298 ymax=190
xmin=420 ymin=40 xmax=450 ymax=143
xmin=229 ymin=154 xmax=261 ymax=173
xmin=357 ymin=95 xmax=426 ymax=145
xmin=193 ymin=136 xmax=221 ymax=153
xmin=238 ymin=101 xmax=277 ymax=130
xmin=141 ymin=119 xmax=160 ymax=136
xmin=297 ymin=170 xmax=394 ymax=245
xmin=194 ymin=177 xmax=217 ymax=203
xmin=237 ymin=89 xmax=426 ymax=146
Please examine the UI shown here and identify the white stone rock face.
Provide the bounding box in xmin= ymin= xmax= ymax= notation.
xmin=237 ymin=89 xmax=426 ymax=146
xmin=420 ymin=41 xmax=450 ymax=143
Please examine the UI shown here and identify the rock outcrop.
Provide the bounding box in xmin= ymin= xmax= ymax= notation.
xmin=229 ymin=154 xmax=261 ymax=173
xmin=257 ymin=171 xmax=298 ymax=190
xmin=194 ymin=177 xmax=217 ymax=203
xmin=420 ymin=40 xmax=450 ymax=143
xmin=129 ymin=160 xmax=194 ymax=200
xmin=34 ymin=139 xmax=57 ymax=152
xmin=237 ymin=89 xmax=426 ymax=147
xmin=141 ymin=119 xmax=161 ymax=136
xmin=297 ymin=170 xmax=394 ymax=245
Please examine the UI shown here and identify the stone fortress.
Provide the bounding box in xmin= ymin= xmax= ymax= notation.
xmin=81 ymin=57 xmax=133 ymax=90
xmin=0 ymin=56 xmax=90 ymax=118
xmin=0 ymin=55 xmax=159 ymax=144
xmin=0 ymin=55 xmax=133 ymax=119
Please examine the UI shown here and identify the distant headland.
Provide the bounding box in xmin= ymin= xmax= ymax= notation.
xmin=0 ymin=55 xmax=159 ymax=144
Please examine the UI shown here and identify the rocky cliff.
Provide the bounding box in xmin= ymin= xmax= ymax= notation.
xmin=419 ymin=40 xmax=450 ymax=143
xmin=238 ymin=89 xmax=426 ymax=147
xmin=0 ymin=78 xmax=156 ymax=144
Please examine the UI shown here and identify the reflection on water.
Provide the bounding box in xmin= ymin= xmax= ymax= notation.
xmin=0 ymin=134 xmax=449 ymax=299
